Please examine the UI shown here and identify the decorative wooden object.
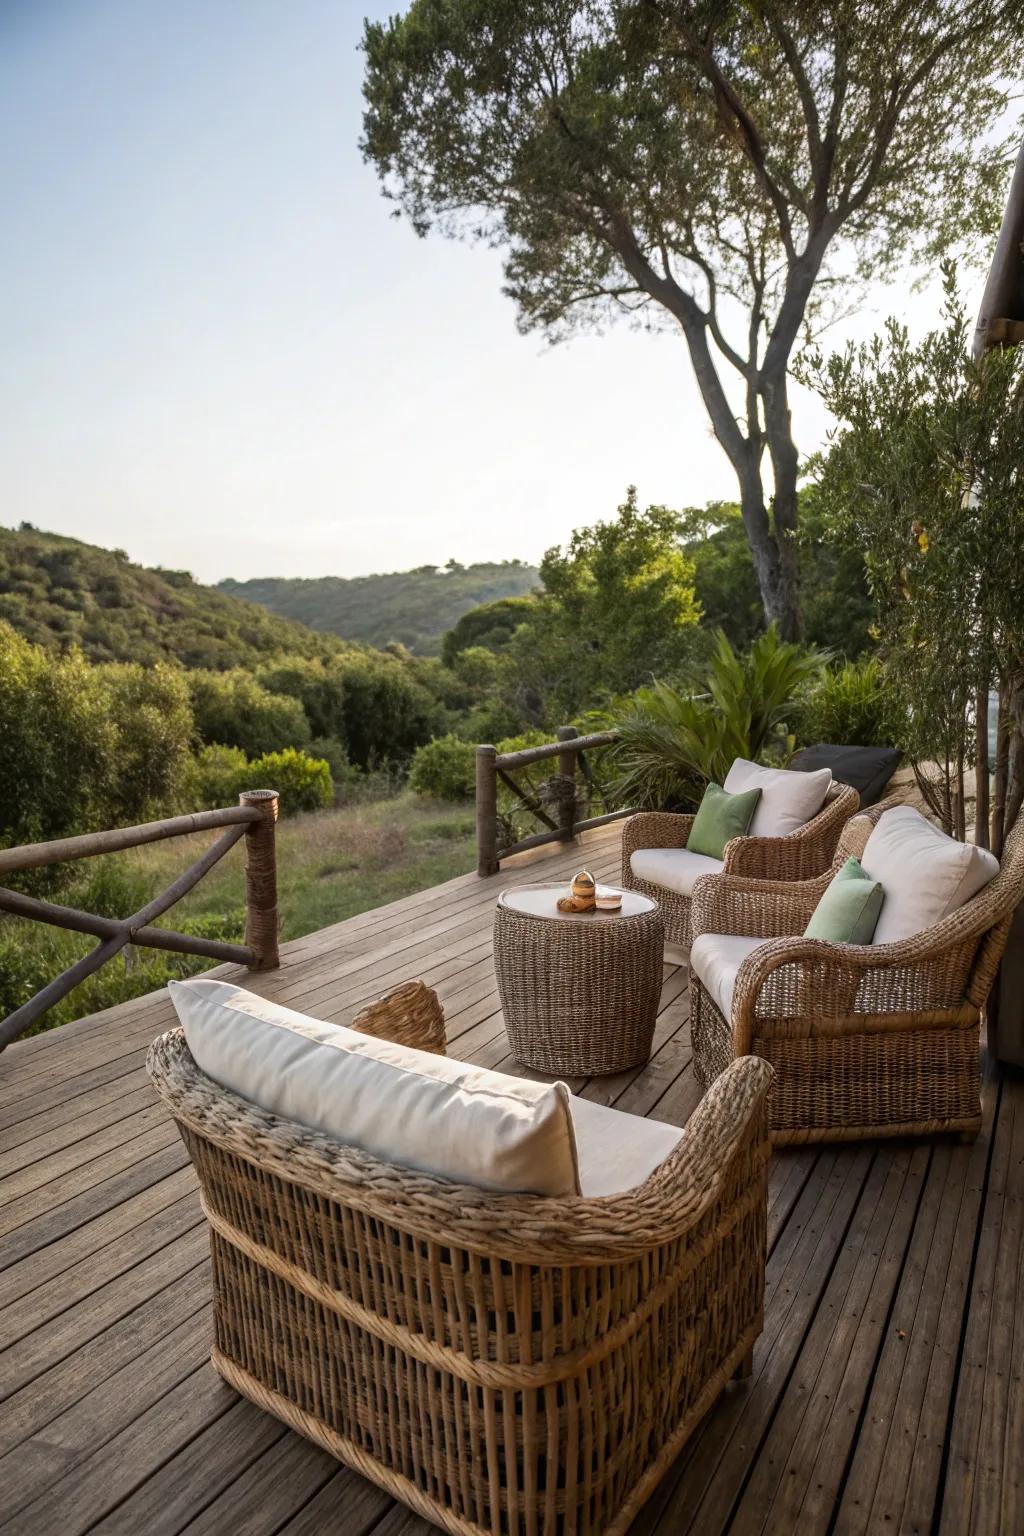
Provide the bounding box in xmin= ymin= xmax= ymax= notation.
xmin=557 ymin=867 xmax=597 ymax=912
xmin=0 ymin=792 xmax=281 ymax=1049
xmin=147 ymin=992 xmax=772 ymax=1536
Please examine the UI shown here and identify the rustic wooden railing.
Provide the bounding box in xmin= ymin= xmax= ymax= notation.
xmin=475 ymin=726 xmax=628 ymax=875
xmin=0 ymin=789 xmax=280 ymax=1049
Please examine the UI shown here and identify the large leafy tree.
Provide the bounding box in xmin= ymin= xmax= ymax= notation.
xmin=362 ymin=0 xmax=1020 ymax=636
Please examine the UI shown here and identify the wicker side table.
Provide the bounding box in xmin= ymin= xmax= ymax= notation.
xmin=494 ymin=884 xmax=664 ymax=1075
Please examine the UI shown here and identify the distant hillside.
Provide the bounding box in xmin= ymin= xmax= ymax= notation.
xmin=0 ymin=524 xmax=345 ymax=669
xmin=219 ymin=560 xmax=540 ymax=654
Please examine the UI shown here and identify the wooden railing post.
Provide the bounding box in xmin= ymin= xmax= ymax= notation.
xmin=476 ymin=746 xmax=499 ymax=877
xmin=240 ymin=789 xmax=280 ymax=969
xmin=557 ymin=725 xmax=579 ymax=842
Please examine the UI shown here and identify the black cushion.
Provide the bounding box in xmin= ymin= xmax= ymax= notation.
xmin=790 ymin=744 xmax=903 ymax=808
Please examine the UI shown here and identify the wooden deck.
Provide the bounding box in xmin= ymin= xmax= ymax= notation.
xmin=1 ymin=821 xmax=1021 ymax=1536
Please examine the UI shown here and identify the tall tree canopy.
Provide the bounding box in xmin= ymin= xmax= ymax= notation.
xmin=362 ymin=0 xmax=1020 ymax=636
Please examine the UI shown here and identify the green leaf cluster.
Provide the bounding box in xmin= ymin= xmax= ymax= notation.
xmin=606 ymin=628 xmax=827 ymax=810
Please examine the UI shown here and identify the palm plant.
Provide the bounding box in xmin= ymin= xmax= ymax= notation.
xmin=608 ymin=628 xmax=827 ymax=811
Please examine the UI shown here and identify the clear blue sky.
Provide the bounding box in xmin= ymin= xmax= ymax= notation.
xmin=0 ymin=0 xmax=993 ymax=584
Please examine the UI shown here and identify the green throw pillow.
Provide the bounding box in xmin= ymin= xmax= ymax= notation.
xmin=688 ymin=782 xmax=762 ymax=860
xmin=804 ymin=857 xmax=884 ymax=944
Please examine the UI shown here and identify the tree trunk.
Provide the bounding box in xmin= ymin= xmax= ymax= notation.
xmin=737 ymin=482 xmax=799 ymax=637
xmin=760 ymin=366 xmax=802 ymax=640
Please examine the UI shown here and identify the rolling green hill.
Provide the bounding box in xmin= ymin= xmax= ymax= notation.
xmin=219 ymin=560 xmax=540 ymax=654
xmin=0 ymin=524 xmax=346 ymax=669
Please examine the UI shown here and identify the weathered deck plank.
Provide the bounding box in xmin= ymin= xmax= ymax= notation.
xmin=1 ymin=820 xmax=1021 ymax=1535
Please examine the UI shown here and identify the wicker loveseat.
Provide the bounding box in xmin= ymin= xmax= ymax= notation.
xmin=622 ymin=779 xmax=860 ymax=948
xmin=689 ymin=801 xmax=1024 ymax=1145
xmin=148 ymin=986 xmax=773 ymax=1536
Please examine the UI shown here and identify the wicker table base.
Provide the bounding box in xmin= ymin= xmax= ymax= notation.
xmin=494 ymin=884 xmax=664 ymax=1075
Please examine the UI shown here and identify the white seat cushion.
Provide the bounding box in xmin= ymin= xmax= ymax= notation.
xmin=689 ymin=933 xmax=766 ymax=1020
xmin=169 ymin=978 xmax=580 ymax=1197
xmin=724 ymin=759 xmax=832 ymax=839
xmin=630 ymin=846 xmax=724 ymax=897
xmin=570 ymin=1094 xmax=683 ymax=1196
xmin=860 ymin=806 xmax=1000 ymax=945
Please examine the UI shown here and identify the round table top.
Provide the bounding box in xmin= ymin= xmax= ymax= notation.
xmin=497 ymin=882 xmax=658 ymax=922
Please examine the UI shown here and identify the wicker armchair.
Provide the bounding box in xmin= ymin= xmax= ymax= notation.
xmin=148 ymin=984 xmax=773 ymax=1536
xmin=622 ymin=780 xmax=860 ymax=948
xmin=689 ymin=801 xmax=1024 ymax=1145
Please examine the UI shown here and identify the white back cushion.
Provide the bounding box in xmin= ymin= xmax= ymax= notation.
xmin=169 ymin=978 xmax=580 ymax=1197
xmin=860 ymin=806 xmax=1000 ymax=945
xmin=723 ymin=759 xmax=832 ymax=839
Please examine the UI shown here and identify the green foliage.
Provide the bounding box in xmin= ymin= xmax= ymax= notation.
xmin=681 ymin=498 xmax=873 ymax=657
xmin=408 ymin=734 xmax=477 ymax=801
xmin=188 ymin=669 xmax=311 ymax=758
xmin=328 ymin=650 xmax=441 ymax=766
xmin=0 ymin=524 xmax=345 ymax=668
xmin=409 ymin=729 xmax=549 ymax=803
xmin=0 ymin=624 xmax=194 ymax=865
xmin=257 ymin=656 xmax=346 ymax=740
xmin=500 ymin=488 xmax=701 ymax=725
xmin=797 ymin=658 xmax=903 ymax=749
xmin=307 ymin=736 xmax=359 ymax=794
xmin=0 ymin=621 xmax=116 ymax=853
xmin=441 ymin=595 xmax=537 ymax=665
xmin=246 ymin=749 xmax=334 ymax=815
xmin=92 ymin=663 xmax=194 ymax=824
xmin=191 ymin=743 xmax=333 ymax=815
xmin=608 ymin=629 xmax=827 ymax=811
xmin=221 ymin=561 xmax=539 ymax=655
xmin=191 ymin=745 xmax=251 ymax=809
xmin=802 ymin=268 xmax=1024 ymax=830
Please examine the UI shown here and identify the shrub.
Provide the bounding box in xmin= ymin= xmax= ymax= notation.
xmin=308 ymin=736 xmax=360 ymax=796
xmin=188 ymin=669 xmax=310 ymax=757
xmin=190 ymin=743 xmax=333 ymax=814
xmin=91 ymin=662 xmax=194 ymax=822
xmin=191 ymin=745 xmax=251 ymax=809
xmin=409 ymin=734 xmax=476 ymax=800
xmin=0 ymin=622 xmax=115 ymax=855
xmin=246 ymin=748 xmax=334 ymax=815
xmin=797 ymin=657 xmax=902 ymax=748
xmin=258 ymin=657 xmax=345 ymax=741
xmin=409 ymin=729 xmax=549 ymax=803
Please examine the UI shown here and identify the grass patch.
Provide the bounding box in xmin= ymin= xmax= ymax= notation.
xmin=2 ymin=795 xmax=474 ymax=1037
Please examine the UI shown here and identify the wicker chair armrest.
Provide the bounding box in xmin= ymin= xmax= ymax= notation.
xmin=620 ymin=811 xmax=694 ymax=865
xmin=350 ymin=980 xmax=446 ymax=1055
xmin=652 ymin=1054 xmax=773 ymax=1224
xmin=721 ymin=783 xmax=860 ymax=881
xmin=728 ymin=921 xmax=994 ymax=1054
xmin=690 ymin=870 xmax=829 ymax=941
